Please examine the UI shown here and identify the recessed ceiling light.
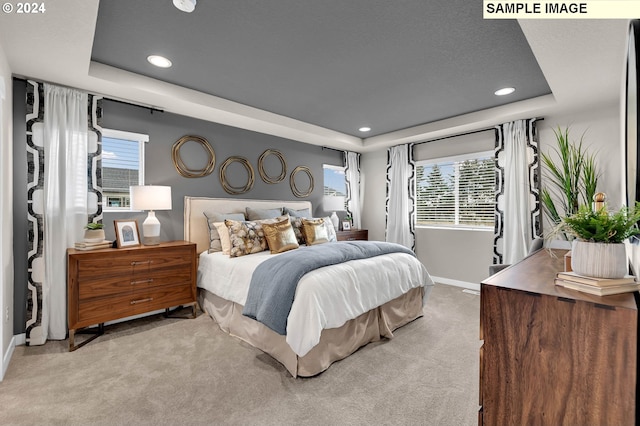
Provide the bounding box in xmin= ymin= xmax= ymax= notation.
xmin=173 ymin=0 xmax=196 ymax=13
xmin=494 ymin=87 xmax=515 ymax=96
xmin=147 ymin=55 xmax=172 ymax=68
xmin=359 ymin=127 xmax=372 ymax=132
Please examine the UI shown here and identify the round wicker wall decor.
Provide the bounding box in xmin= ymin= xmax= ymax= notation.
xmin=290 ymin=165 xmax=314 ymax=198
xmin=219 ymin=156 xmax=255 ymax=195
xmin=171 ymin=135 xmax=216 ymax=178
xmin=258 ymin=149 xmax=287 ymax=184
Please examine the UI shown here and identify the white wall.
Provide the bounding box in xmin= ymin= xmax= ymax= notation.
xmin=0 ymin=37 xmax=14 ymax=381
xmin=360 ymin=101 xmax=622 ymax=286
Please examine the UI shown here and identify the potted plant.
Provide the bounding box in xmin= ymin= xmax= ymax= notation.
xmin=558 ymin=202 xmax=640 ymax=278
xmin=541 ymin=127 xmax=600 ymax=234
xmin=84 ymin=222 xmax=105 ymax=243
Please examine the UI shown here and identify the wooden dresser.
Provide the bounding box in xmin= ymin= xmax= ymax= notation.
xmin=480 ymin=249 xmax=639 ymax=425
xmin=67 ymin=240 xmax=197 ymax=351
xmin=336 ymin=229 xmax=368 ymax=241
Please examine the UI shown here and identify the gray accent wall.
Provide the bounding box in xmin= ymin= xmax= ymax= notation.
xmin=11 ymin=79 xmax=342 ymax=334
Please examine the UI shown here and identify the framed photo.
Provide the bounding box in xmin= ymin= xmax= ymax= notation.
xmin=114 ymin=219 xmax=141 ymax=248
xmin=342 ymin=221 xmax=351 ymax=230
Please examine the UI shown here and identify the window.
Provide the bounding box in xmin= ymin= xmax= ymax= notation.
xmin=323 ymin=164 xmax=346 ymax=197
xmin=102 ymin=129 xmax=147 ymax=211
xmin=415 ymin=151 xmax=495 ymax=229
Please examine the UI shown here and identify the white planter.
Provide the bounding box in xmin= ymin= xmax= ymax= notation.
xmin=571 ymin=240 xmax=628 ymax=279
xmin=84 ymin=229 xmax=105 ymax=243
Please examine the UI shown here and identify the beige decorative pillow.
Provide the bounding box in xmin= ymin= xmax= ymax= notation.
xmin=213 ymin=222 xmax=232 ymax=255
xmin=301 ymin=218 xmax=329 ymax=246
xmin=225 ymin=215 xmax=290 ymax=257
xmin=262 ymin=218 xmax=299 ymax=254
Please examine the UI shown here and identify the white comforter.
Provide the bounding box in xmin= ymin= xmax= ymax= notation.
xmin=198 ymin=247 xmax=434 ymax=357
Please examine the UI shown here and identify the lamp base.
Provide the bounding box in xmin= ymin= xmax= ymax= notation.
xmin=142 ymin=211 xmax=162 ymax=245
xmin=143 ymin=235 xmax=161 ymax=246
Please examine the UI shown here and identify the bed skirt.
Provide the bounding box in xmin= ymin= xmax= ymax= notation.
xmin=198 ymin=286 xmax=425 ymax=377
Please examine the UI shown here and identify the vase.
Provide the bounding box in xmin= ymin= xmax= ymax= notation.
xmin=571 ymin=240 xmax=628 ymax=279
xmin=84 ymin=229 xmax=105 ymax=243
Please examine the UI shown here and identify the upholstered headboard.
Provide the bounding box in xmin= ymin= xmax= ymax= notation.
xmin=183 ymin=196 xmax=313 ymax=254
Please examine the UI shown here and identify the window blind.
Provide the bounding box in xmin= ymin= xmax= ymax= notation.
xmin=416 ymin=152 xmax=495 ymax=228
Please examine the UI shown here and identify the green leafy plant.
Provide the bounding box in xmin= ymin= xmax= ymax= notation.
xmin=541 ymin=127 xmax=600 ymax=229
xmin=560 ymin=203 xmax=640 ymax=243
xmin=85 ymin=222 xmax=104 ymax=230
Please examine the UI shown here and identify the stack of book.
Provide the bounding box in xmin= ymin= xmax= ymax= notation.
xmin=74 ymin=240 xmax=112 ymax=251
xmin=555 ymin=271 xmax=640 ymax=296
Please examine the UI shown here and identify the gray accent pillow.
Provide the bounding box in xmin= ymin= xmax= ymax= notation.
xmin=284 ymin=207 xmax=312 ymax=218
xmin=203 ymin=211 xmax=246 ymax=252
xmin=246 ymin=207 xmax=283 ymax=221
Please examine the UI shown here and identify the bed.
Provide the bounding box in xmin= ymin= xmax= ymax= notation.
xmin=184 ymin=196 xmax=434 ymax=377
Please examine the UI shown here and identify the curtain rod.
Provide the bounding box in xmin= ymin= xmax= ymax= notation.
xmin=322 ymin=146 xmax=344 ymax=153
xmin=14 ymin=77 xmax=164 ymax=114
xmin=411 ymin=117 xmax=544 ymax=147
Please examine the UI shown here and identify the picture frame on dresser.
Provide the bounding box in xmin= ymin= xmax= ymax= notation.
xmin=114 ymin=219 xmax=141 ymax=248
xmin=342 ymin=221 xmax=351 ymax=230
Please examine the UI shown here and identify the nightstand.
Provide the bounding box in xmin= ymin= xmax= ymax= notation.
xmin=67 ymin=240 xmax=197 ymax=351
xmin=336 ymin=229 xmax=368 ymax=241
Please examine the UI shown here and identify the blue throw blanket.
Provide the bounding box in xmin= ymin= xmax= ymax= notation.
xmin=242 ymin=241 xmax=415 ymax=335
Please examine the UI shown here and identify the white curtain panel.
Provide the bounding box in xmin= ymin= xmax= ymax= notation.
xmin=41 ymin=84 xmax=89 ymax=342
xmin=501 ymin=120 xmax=533 ymax=264
xmin=344 ymin=151 xmax=362 ymax=229
xmin=386 ymin=144 xmax=415 ymax=249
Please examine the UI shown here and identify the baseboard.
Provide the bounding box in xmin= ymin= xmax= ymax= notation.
xmin=431 ymin=276 xmax=480 ymax=291
xmin=1 ymin=334 xmax=20 ymax=382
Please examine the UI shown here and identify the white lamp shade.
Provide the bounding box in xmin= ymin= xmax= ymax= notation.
xmin=323 ymin=195 xmax=345 ymax=212
xmin=130 ymin=185 xmax=172 ymax=211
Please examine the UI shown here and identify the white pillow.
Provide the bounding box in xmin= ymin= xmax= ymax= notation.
xmin=213 ymin=222 xmax=232 ymax=255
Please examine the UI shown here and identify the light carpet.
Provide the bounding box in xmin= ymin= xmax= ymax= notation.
xmin=0 ymin=283 xmax=480 ymax=425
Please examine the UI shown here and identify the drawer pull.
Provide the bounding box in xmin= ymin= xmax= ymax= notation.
xmin=131 ymin=278 xmax=154 ymax=285
xmin=131 ymin=260 xmax=153 ymax=266
xmin=130 ymin=297 xmax=153 ymax=305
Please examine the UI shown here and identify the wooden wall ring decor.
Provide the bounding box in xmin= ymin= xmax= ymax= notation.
xmin=290 ymin=165 xmax=314 ymax=198
xmin=171 ymin=135 xmax=216 ymax=178
xmin=258 ymin=149 xmax=287 ymax=184
xmin=219 ymin=156 xmax=255 ymax=195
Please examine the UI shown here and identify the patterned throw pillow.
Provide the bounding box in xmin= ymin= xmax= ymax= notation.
xmin=301 ymin=218 xmax=329 ymax=246
xmin=224 ymin=215 xmax=289 ymax=257
xmin=262 ymin=218 xmax=299 ymax=254
xmin=203 ymin=211 xmax=246 ymax=253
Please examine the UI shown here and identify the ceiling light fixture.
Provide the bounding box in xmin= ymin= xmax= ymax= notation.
xmin=173 ymin=0 xmax=196 ymax=13
xmin=147 ymin=55 xmax=172 ymax=68
xmin=494 ymin=87 xmax=516 ymax=96
xmin=359 ymin=127 xmax=372 ymax=132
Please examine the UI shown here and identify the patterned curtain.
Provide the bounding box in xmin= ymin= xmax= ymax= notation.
xmin=493 ymin=119 xmax=541 ymax=264
xmin=343 ymin=151 xmax=362 ymax=229
xmin=25 ymin=81 xmax=103 ymax=345
xmin=385 ymin=144 xmax=416 ymax=250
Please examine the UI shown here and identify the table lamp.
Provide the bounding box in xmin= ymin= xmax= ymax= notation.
xmin=323 ymin=195 xmax=345 ymax=230
xmin=130 ymin=185 xmax=172 ymax=245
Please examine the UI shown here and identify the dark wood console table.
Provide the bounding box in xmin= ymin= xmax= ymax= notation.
xmin=480 ymin=249 xmax=638 ymax=425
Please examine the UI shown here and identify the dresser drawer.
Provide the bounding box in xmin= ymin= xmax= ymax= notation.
xmin=78 ymin=268 xmax=193 ymax=300
xmin=130 ymin=283 xmax=195 ymax=316
xmin=76 ymin=248 xmax=193 ymax=279
xmin=76 ymin=283 xmax=194 ymax=328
